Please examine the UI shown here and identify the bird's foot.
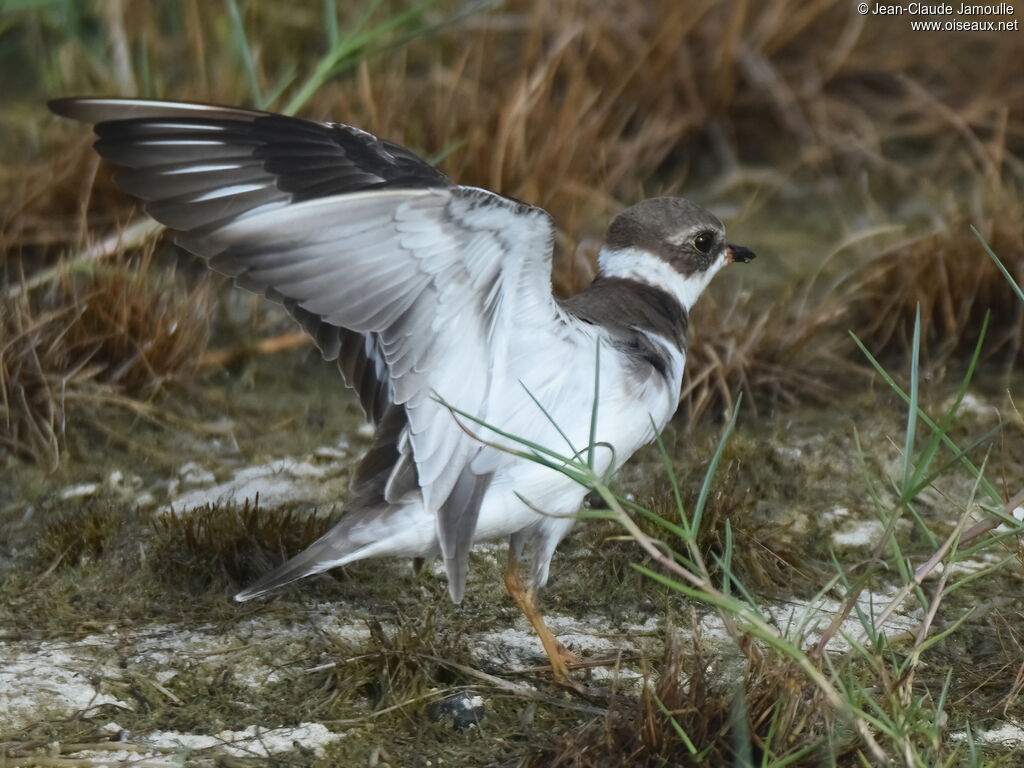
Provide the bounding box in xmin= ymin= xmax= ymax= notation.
xmin=553 ymin=640 xmax=579 ymax=669
xmin=547 ymin=640 xmax=589 ymax=694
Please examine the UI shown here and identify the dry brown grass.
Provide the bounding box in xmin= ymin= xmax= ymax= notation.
xmin=305 ymin=0 xmax=1024 ymax=255
xmin=34 ymin=503 xmax=122 ymax=572
xmin=4 ymin=0 xmax=1023 ymax=464
xmin=1 ymin=242 xmax=210 ymax=467
xmin=844 ymin=176 xmax=1024 ymax=372
xmin=683 ymin=285 xmax=855 ymax=422
xmin=23 ymin=0 xmax=1024 ymax=238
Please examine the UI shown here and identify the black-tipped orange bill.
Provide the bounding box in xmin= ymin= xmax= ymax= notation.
xmin=726 ymin=243 xmax=756 ymax=264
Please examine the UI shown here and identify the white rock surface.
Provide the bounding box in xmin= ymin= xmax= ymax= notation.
xmin=162 ymin=456 xmax=344 ymax=512
xmin=0 ymin=608 xmax=371 ymax=730
xmin=471 ymin=614 xmax=656 ymax=681
xmin=0 ymin=638 xmax=128 ymax=728
xmin=951 ymin=721 xmax=1024 ymax=746
xmin=831 ymin=518 xmax=885 ymax=547
xmin=145 ymin=722 xmax=343 ymax=757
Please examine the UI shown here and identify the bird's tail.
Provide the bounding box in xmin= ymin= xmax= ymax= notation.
xmin=234 ymin=505 xmax=397 ymax=602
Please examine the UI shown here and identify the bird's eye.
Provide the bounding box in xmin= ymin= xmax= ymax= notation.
xmin=693 ymin=232 xmax=714 ymax=254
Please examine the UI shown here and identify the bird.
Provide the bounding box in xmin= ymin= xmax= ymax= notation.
xmin=50 ymin=97 xmax=755 ymax=685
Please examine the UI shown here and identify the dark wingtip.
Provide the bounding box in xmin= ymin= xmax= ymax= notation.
xmin=48 ymin=97 xmax=86 ymax=120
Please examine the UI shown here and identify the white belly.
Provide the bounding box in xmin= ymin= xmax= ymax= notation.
xmin=350 ymin=330 xmax=685 ymax=575
xmin=471 ymin=329 xmax=685 ymax=543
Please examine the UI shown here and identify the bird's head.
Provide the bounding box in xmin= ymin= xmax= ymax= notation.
xmin=598 ymin=197 xmax=755 ymax=311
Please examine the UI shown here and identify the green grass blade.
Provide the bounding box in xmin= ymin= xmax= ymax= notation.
xmin=225 ymin=0 xmax=264 ymax=107
xmin=437 ymin=398 xmax=585 ymax=468
xmin=721 ymin=519 xmax=734 ymax=597
xmin=427 ymin=138 xmax=466 ymax=165
xmin=138 ymin=27 xmax=155 ymax=97
xmin=262 ymin=66 xmax=297 ymax=111
xmin=518 ymin=380 xmax=581 ymax=459
xmin=767 ymin=741 xmax=822 ymax=768
xmin=650 ymin=419 xmax=690 ymax=536
xmin=624 ymin=499 xmax=690 ymax=540
xmin=910 ymin=313 xmax=989 ymax=491
xmin=945 ymin=553 xmax=1019 ymax=594
xmin=901 ymin=304 xmax=921 ymax=496
xmin=652 ymin=692 xmax=698 ymax=754
xmin=692 ymin=395 xmax=742 ymax=537
xmin=956 ymin=526 xmax=1024 ymax=560
xmin=964 ymin=722 xmax=978 ymax=765
xmin=849 ymin=331 xmax=1001 ymax=504
xmin=323 ymin=0 xmax=339 ymax=48
xmin=908 ymin=424 xmax=1000 ymax=500
xmin=932 ymin=668 xmax=953 ymax=747
xmin=711 ymin=551 xmax=761 ymax=611
xmin=912 ymin=607 xmax=975 ymax=659
xmin=632 ymin=565 xmax=776 ymax=640
xmin=972 ymin=225 xmax=1024 ymax=303
xmin=284 ymin=0 xmax=438 ymax=116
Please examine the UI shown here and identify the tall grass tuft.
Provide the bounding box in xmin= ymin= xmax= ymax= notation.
xmin=1 ymin=242 xmax=210 ymax=467
xmin=683 ymin=285 xmax=852 ymax=421
xmin=843 ymin=173 xmax=1024 ymax=372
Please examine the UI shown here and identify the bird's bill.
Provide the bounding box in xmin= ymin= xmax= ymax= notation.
xmin=726 ymin=243 xmax=756 ymax=264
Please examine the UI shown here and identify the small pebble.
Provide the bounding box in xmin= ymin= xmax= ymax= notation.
xmin=431 ymin=692 xmax=486 ymax=730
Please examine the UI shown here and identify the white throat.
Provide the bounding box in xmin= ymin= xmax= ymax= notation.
xmin=597 ymin=246 xmax=727 ymax=312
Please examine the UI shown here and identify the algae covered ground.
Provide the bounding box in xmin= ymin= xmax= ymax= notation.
xmin=2 ymin=342 xmax=1022 ymax=766
xmin=3 ymin=1 xmax=1024 ymax=766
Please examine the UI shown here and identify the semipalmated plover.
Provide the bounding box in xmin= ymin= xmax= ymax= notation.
xmin=51 ymin=98 xmax=755 ymax=683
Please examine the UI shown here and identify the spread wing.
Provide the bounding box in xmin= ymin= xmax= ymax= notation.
xmin=50 ymin=98 xmax=566 ymax=600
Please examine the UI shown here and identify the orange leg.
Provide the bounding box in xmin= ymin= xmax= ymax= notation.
xmin=504 ymin=556 xmax=581 ymax=688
